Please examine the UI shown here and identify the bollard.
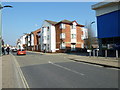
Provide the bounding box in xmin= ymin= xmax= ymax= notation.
xmin=116 ymin=50 xmax=118 ymax=59
xmin=97 ymin=50 xmax=99 ymax=57
xmin=105 ymin=50 xmax=107 ymax=59
xmin=89 ymin=51 xmax=91 ymax=57
xmin=93 ymin=50 xmax=95 ymax=57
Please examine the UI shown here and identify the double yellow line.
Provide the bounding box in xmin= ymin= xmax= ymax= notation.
xmin=11 ymin=53 xmax=30 ymax=90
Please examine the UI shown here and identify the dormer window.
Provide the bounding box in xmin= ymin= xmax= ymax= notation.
xmin=60 ymin=23 xmax=65 ymax=29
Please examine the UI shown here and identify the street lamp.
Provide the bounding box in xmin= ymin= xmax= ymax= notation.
xmin=0 ymin=3 xmax=12 ymax=56
xmin=87 ymin=21 xmax=95 ymax=57
xmin=0 ymin=5 xmax=13 ymax=9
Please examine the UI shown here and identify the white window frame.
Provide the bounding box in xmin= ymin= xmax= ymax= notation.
xmin=71 ymin=34 xmax=76 ymax=39
xmin=60 ymin=33 xmax=65 ymax=39
xmin=44 ymin=36 xmax=47 ymax=40
xmin=72 ymin=24 xmax=76 ymax=29
xmin=60 ymin=23 xmax=65 ymax=29
xmin=60 ymin=42 xmax=66 ymax=49
xmin=47 ymin=35 xmax=49 ymax=40
xmin=71 ymin=44 xmax=76 ymax=51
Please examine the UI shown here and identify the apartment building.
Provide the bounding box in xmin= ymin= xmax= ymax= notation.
xmin=40 ymin=20 xmax=57 ymax=52
xmin=55 ymin=20 xmax=85 ymax=52
xmin=25 ymin=29 xmax=41 ymax=51
xmin=40 ymin=19 xmax=87 ymax=53
xmin=32 ymin=28 xmax=41 ymax=51
xmin=25 ymin=34 xmax=30 ymax=50
xmin=17 ymin=34 xmax=26 ymax=49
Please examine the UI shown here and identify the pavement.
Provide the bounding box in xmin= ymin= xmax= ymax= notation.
xmin=2 ymin=54 xmax=25 ymax=89
xmin=28 ymin=51 xmax=120 ymax=69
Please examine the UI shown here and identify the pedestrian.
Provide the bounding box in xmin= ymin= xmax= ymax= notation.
xmin=6 ymin=46 xmax=10 ymax=55
xmin=2 ymin=46 xmax=5 ymax=55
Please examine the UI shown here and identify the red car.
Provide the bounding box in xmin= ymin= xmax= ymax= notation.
xmin=17 ymin=49 xmax=26 ymax=55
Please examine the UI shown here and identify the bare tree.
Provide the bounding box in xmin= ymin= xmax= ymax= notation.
xmin=84 ymin=21 xmax=95 ymax=50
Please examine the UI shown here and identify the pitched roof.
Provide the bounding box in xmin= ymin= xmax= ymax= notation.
xmin=45 ymin=20 xmax=58 ymax=25
xmin=56 ymin=19 xmax=84 ymax=27
xmin=31 ymin=28 xmax=41 ymax=34
xmin=45 ymin=19 xmax=84 ymax=27
xmin=60 ymin=19 xmax=72 ymax=24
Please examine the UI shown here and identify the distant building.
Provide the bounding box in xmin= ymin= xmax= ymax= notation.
xmin=18 ymin=19 xmax=88 ymax=53
xmin=92 ymin=2 xmax=120 ymax=56
xmin=17 ymin=34 xmax=26 ymax=49
xmin=31 ymin=28 xmax=41 ymax=51
xmin=40 ymin=19 xmax=87 ymax=53
xmin=25 ymin=34 xmax=30 ymax=50
xmin=24 ymin=29 xmax=41 ymax=51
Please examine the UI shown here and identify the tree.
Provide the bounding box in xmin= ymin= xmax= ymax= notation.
xmin=84 ymin=21 xmax=95 ymax=50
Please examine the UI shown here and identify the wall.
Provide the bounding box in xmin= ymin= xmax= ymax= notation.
xmin=40 ymin=21 xmax=56 ymax=52
xmin=97 ymin=10 xmax=120 ymax=38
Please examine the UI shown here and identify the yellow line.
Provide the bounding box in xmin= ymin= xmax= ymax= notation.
xmin=11 ymin=53 xmax=30 ymax=89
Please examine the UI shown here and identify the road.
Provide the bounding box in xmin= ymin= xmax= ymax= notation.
xmin=12 ymin=52 xmax=119 ymax=88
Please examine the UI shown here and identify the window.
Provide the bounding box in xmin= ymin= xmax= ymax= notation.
xmin=47 ymin=26 xmax=49 ymax=31
xmin=60 ymin=42 xmax=66 ymax=49
xmin=47 ymin=35 xmax=49 ymax=40
xmin=42 ymin=27 xmax=44 ymax=33
xmin=60 ymin=33 xmax=65 ymax=39
xmin=48 ymin=44 xmax=49 ymax=50
xmin=60 ymin=23 xmax=65 ymax=29
xmin=44 ymin=36 xmax=47 ymax=40
xmin=71 ymin=44 xmax=76 ymax=51
xmin=71 ymin=34 xmax=76 ymax=39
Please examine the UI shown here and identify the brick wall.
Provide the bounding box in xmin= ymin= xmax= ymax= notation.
xmin=32 ymin=29 xmax=41 ymax=51
xmin=56 ymin=23 xmax=84 ymax=53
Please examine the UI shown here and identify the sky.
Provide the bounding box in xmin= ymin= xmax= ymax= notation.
xmin=2 ymin=2 xmax=98 ymax=46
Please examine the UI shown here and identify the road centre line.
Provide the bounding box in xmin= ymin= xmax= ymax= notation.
xmin=11 ymin=53 xmax=30 ymax=89
xmin=48 ymin=61 xmax=85 ymax=76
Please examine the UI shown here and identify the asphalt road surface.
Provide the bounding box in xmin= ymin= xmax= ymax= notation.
xmin=12 ymin=52 xmax=119 ymax=88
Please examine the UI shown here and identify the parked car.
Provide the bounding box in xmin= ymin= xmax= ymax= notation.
xmin=17 ymin=49 xmax=26 ymax=55
xmin=12 ymin=48 xmax=17 ymax=52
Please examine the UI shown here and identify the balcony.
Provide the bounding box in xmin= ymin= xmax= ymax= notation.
xmin=71 ymin=34 xmax=76 ymax=43
xmin=60 ymin=33 xmax=65 ymax=39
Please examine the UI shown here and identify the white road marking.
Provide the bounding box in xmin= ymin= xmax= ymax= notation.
xmin=48 ymin=61 xmax=84 ymax=76
xmin=11 ymin=53 xmax=30 ymax=89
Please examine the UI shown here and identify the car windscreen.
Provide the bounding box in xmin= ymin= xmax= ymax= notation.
xmin=18 ymin=49 xmax=25 ymax=51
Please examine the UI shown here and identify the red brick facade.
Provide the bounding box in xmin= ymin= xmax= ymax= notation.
xmin=55 ymin=21 xmax=84 ymax=53
xmin=32 ymin=28 xmax=41 ymax=51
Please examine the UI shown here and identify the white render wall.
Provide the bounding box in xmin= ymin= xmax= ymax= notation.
xmin=19 ymin=35 xmax=26 ymax=49
xmin=31 ymin=34 xmax=34 ymax=46
xmin=40 ymin=21 xmax=56 ymax=52
xmin=81 ymin=27 xmax=88 ymax=40
xmin=71 ymin=22 xmax=77 ymax=43
xmin=28 ymin=35 xmax=30 ymax=46
xmin=50 ymin=25 xmax=56 ymax=52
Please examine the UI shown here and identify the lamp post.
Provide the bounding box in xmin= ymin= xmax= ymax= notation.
xmin=87 ymin=21 xmax=95 ymax=57
xmin=0 ymin=3 xmax=12 ymax=56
